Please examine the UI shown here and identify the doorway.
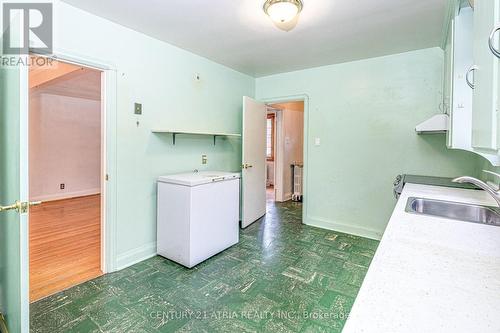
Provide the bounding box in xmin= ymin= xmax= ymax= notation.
xmin=266 ymin=111 xmax=276 ymax=202
xmin=241 ymin=96 xmax=306 ymax=228
xmin=266 ymin=101 xmax=304 ymax=205
xmin=28 ymin=57 xmax=104 ymax=301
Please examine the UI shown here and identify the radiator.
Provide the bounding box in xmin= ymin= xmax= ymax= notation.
xmin=292 ymin=163 xmax=303 ymax=202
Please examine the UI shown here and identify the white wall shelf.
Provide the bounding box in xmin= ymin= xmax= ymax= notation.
xmin=151 ymin=129 xmax=241 ymax=145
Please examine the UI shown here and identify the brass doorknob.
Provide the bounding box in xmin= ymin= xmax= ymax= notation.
xmin=0 ymin=200 xmax=42 ymax=213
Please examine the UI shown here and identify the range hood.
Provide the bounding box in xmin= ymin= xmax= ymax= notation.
xmin=415 ymin=114 xmax=449 ymax=134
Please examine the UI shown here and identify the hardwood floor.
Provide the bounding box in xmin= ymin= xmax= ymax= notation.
xmin=29 ymin=194 xmax=102 ymax=302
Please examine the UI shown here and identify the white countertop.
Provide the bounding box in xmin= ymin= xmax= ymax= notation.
xmin=343 ymin=184 xmax=500 ymax=333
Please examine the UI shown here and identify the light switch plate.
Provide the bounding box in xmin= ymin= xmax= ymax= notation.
xmin=134 ymin=103 xmax=142 ymax=115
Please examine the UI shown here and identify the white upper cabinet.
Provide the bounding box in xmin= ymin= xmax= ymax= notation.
xmin=446 ymin=4 xmax=500 ymax=165
xmin=448 ymin=7 xmax=471 ymax=150
xmin=471 ymin=0 xmax=500 ymax=151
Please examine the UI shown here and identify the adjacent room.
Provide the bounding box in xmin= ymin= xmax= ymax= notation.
xmin=28 ymin=57 xmax=103 ymax=302
xmin=0 ymin=0 xmax=499 ymax=332
xmin=266 ymin=102 xmax=304 ymax=204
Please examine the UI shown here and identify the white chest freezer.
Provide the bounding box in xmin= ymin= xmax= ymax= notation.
xmin=156 ymin=171 xmax=240 ymax=268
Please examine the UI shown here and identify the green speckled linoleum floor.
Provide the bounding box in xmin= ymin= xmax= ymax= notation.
xmin=30 ymin=199 xmax=378 ymax=333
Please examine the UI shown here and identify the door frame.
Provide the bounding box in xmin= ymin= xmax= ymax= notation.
xmin=265 ymin=106 xmax=283 ymax=202
xmin=20 ymin=54 xmax=30 ymax=333
xmin=275 ymin=109 xmax=284 ymax=201
xmin=29 ymin=50 xmax=118 ymax=274
xmin=260 ymin=94 xmax=309 ymax=222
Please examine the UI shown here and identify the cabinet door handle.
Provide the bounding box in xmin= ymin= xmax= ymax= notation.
xmin=465 ymin=65 xmax=478 ymax=89
xmin=489 ymin=24 xmax=500 ymax=59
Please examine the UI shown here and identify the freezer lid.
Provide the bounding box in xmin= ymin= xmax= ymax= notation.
xmin=158 ymin=171 xmax=240 ymax=186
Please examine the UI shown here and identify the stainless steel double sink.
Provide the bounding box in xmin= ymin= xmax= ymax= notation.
xmin=405 ymin=197 xmax=500 ymax=227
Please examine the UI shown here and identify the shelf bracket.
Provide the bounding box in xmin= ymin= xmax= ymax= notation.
xmin=172 ymin=133 xmax=176 ymax=145
xmin=213 ymin=135 xmax=216 ymax=145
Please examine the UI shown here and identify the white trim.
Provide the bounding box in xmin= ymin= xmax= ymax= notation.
xmin=102 ymin=69 xmax=117 ymax=273
xmin=30 ymin=189 xmax=101 ymax=202
xmin=275 ymin=109 xmax=285 ymax=202
xmin=51 ymin=47 xmax=116 ymax=71
xmin=115 ymin=242 xmax=157 ymax=271
xmin=98 ymin=67 xmax=114 ymax=273
xmin=100 ymin=71 xmax=106 ymax=273
xmin=19 ymin=54 xmax=30 ymax=333
xmin=305 ymin=216 xmax=382 ymax=241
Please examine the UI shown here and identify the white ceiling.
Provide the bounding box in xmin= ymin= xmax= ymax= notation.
xmin=61 ymin=0 xmax=448 ymax=77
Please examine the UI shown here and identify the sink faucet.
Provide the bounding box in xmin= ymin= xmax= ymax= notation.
xmin=453 ymin=170 xmax=500 ymax=207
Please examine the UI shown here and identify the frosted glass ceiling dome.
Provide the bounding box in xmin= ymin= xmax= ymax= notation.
xmin=263 ymin=0 xmax=303 ymax=31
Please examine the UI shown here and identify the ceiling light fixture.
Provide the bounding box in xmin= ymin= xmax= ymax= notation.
xmin=263 ymin=0 xmax=303 ymax=32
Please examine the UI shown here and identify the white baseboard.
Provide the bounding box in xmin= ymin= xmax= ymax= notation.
xmin=31 ymin=188 xmax=101 ymax=202
xmin=305 ymin=215 xmax=382 ymax=240
xmin=115 ymin=241 xmax=157 ymax=271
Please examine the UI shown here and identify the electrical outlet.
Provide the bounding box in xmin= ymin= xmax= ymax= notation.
xmin=202 ymin=155 xmax=208 ymax=164
xmin=60 ymin=183 xmax=65 ymax=190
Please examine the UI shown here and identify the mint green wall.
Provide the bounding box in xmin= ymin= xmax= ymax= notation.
xmin=477 ymin=156 xmax=500 ymax=182
xmin=45 ymin=2 xmax=488 ymax=265
xmin=256 ymin=47 xmax=480 ymax=239
xmin=54 ymin=1 xmax=254 ymax=268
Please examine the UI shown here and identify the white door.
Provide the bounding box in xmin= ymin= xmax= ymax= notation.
xmin=471 ymin=0 xmax=500 ymax=150
xmin=241 ymin=96 xmax=267 ymax=228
